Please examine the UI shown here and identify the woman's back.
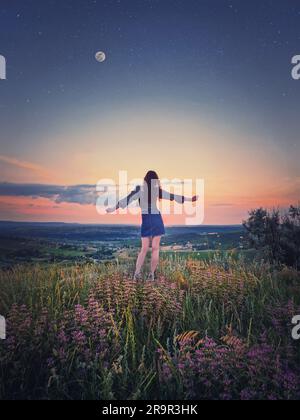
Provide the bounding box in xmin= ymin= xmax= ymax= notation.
xmin=139 ymin=182 xmax=161 ymax=215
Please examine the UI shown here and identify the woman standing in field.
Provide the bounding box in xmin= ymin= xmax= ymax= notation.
xmin=107 ymin=171 xmax=198 ymax=281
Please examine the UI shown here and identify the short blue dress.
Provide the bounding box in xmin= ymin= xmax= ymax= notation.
xmin=141 ymin=212 xmax=166 ymax=238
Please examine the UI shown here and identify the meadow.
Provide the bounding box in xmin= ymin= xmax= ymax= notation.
xmin=0 ymin=256 xmax=300 ymax=400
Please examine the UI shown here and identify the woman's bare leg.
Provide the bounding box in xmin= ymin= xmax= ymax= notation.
xmin=151 ymin=236 xmax=161 ymax=279
xmin=134 ymin=238 xmax=150 ymax=278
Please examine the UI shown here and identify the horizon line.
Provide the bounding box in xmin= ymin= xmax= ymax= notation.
xmin=0 ymin=220 xmax=243 ymax=227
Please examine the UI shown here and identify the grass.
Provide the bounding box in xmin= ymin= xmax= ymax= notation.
xmin=161 ymin=250 xmax=218 ymax=260
xmin=0 ymin=257 xmax=300 ymax=400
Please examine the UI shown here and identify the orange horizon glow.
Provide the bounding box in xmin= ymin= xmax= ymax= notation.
xmin=0 ymin=192 xmax=297 ymax=226
xmin=0 ymin=109 xmax=299 ymax=224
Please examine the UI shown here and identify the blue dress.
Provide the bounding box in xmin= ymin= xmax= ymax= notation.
xmin=141 ymin=212 xmax=166 ymax=238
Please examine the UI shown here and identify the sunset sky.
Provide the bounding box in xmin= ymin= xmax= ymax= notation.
xmin=0 ymin=0 xmax=299 ymax=225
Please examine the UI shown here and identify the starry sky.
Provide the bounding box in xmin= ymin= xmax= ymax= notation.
xmin=0 ymin=0 xmax=299 ymax=224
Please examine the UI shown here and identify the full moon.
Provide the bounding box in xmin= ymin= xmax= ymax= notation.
xmin=95 ymin=51 xmax=106 ymax=63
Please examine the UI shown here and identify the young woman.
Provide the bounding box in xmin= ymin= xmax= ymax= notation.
xmin=107 ymin=171 xmax=198 ymax=281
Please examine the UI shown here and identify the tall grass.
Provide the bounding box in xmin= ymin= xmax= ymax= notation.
xmin=0 ymin=258 xmax=299 ymax=400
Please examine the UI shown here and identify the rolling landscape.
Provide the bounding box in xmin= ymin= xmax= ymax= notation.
xmin=0 ymin=214 xmax=300 ymax=400
xmin=0 ymin=222 xmax=246 ymax=267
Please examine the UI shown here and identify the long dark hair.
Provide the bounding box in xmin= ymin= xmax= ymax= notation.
xmin=144 ymin=170 xmax=162 ymax=203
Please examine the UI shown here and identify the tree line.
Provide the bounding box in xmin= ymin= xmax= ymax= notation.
xmin=243 ymin=205 xmax=300 ymax=269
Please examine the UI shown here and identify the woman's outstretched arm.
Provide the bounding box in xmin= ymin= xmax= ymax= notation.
xmin=106 ymin=186 xmax=141 ymax=213
xmin=159 ymin=189 xmax=198 ymax=204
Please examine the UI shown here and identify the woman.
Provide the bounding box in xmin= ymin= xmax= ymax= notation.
xmin=107 ymin=171 xmax=198 ymax=281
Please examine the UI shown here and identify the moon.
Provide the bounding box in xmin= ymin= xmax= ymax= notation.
xmin=95 ymin=51 xmax=106 ymax=63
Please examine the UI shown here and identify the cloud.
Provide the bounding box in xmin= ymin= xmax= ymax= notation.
xmin=0 ymin=155 xmax=47 ymax=173
xmin=0 ymin=183 xmax=100 ymax=205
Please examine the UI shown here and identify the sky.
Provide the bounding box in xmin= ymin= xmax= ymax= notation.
xmin=0 ymin=0 xmax=299 ymax=225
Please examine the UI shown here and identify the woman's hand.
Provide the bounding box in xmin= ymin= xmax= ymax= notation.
xmin=106 ymin=207 xmax=116 ymax=214
xmin=192 ymin=195 xmax=199 ymax=202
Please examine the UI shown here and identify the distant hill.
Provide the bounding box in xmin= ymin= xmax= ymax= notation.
xmin=0 ymin=221 xmax=244 ymax=242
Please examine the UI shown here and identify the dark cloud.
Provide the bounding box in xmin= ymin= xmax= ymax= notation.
xmin=0 ymin=182 xmax=189 ymax=206
xmin=0 ymin=183 xmax=100 ymax=205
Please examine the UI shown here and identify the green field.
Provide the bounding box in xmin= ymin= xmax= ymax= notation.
xmin=161 ymin=250 xmax=227 ymax=260
xmin=1 ymin=256 xmax=300 ymax=400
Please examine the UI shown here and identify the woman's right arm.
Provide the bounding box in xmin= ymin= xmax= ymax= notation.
xmin=160 ymin=189 xmax=198 ymax=204
xmin=106 ymin=186 xmax=141 ymax=213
